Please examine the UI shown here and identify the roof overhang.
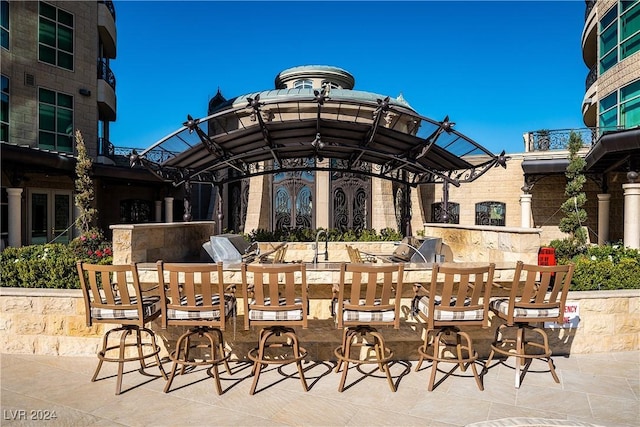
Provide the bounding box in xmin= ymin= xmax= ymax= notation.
xmin=584 ymin=128 xmax=640 ymax=173
xmin=132 ymin=91 xmax=506 ymax=187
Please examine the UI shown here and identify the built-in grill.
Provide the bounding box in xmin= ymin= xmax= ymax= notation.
xmin=202 ymin=234 xmax=258 ymax=265
xmin=385 ymin=236 xmax=444 ymax=263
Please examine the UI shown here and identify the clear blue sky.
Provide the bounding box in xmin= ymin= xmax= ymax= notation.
xmin=111 ymin=1 xmax=587 ymax=154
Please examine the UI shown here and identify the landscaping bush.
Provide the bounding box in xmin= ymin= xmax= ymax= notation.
xmin=0 ymin=244 xmax=80 ymax=289
xmin=569 ymin=244 xmax=640 ymax=290
xmin=0 ymin=229 xmax=113 ymax=289
xmin=246 ymin=227 xmax=404 ymax=243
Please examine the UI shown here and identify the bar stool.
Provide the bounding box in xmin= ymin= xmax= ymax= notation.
xmin=334 ymin=262 xmax=404 ymax=392
xmin=241 ymin=263 xmax=309 ymax=395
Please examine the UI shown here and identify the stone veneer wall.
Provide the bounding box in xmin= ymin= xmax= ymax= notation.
xmin=422 ymin=223 xmax=542 ymax=265
xmin=1 ymin=287 xmax=637 ymax=358
xmin=110 ymin=222 xmax=216 ymax=264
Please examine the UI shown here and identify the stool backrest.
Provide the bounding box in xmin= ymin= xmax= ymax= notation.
xmin=241 ymin=263 xmax=308 ymax=330
xmin=76 ymin=261 xmax=151 ymax=327
xmin=505 ymin=261 xmax=575 ymax=325
xmin=336 ymin=262 xmax=404 ymax=329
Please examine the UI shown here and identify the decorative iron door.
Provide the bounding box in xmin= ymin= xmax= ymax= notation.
xmin=273 ymin=166 xmax=314 ymax=231
xmin=331 ymin=160 xmax=370 ymax=232
xmin=228 ymin=179 xmax=249 ymax=232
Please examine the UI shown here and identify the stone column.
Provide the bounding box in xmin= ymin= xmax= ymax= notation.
xmin=7 ymin=188 xmax=23 ymax=248
xmin=623 ymin=181 xmax=640 ymax=249
xmin=164 ymin=197 xmax=174 ymax=223
xmin=154 ymin=200 xmax=162 ymax=222
xmin=315 ymin=164 xmax=330 ymax=230
xmin=519 ymin=193 xmax=532 ymax=228
xmin=597 ymin=193 xmax=611 ymax=245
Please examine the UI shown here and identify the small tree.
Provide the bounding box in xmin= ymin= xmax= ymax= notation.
xmin=558 ymin=131 xmax=588 ymax=249
xmin=74 ymin=129 xmax=97 ymax=233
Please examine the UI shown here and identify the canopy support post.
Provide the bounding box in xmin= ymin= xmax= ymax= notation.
xmin=216 ymin=184 xmax=224 ymax=235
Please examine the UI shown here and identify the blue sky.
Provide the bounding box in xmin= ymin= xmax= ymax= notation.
xmin=111 ymin=1 xmax=587 ymax=154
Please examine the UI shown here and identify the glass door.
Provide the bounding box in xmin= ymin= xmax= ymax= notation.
xmin=29 ymin=190 xmax=72 ymax=244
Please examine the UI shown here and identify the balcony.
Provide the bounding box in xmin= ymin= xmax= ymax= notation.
xmin=522 ymin=127 xmax=621 ymax=152
xmin=97 ymin=60 xmax=116 ymax=121
xmin=98 ymin=0 xmax=117 ymax=59
xmin=581 ymin=0 xmax=597 ymax=67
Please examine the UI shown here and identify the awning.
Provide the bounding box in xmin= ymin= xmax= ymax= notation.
xmin=132 ymin=89 xmax=506 ymax=187
xmin=584 ymin=128 xmax=640 ymax=173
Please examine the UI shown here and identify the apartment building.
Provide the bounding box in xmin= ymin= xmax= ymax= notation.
xmin=1 ymin=1 xmax=161 ymax=248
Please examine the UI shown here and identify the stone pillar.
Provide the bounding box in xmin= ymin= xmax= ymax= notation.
xmin=623 ymin=182 xmax=640 ymax=249
xmin=164 ymin=197 xmax=174 ymax=223
xmin=597 ymin=193 xmax=611 ymax=245
xmin=315 ymin=161 xmax=330 ymax=229
xmin=519 ymin=193 xmax=532 ymax=228
xmin=154 ymin=200 xmax=162 ymax=222
xmin=7 ymin=188 xmax=23 ymax=248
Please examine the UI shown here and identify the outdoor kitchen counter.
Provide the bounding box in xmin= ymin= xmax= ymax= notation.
xmin=134 ymin=261 xmax=516 ymax=300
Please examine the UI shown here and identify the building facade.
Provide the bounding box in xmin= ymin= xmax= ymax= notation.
xmin=1 ymin=0 xmax=638 ymax=251
xmin=1 ymin=1 xmax=165 ymax=249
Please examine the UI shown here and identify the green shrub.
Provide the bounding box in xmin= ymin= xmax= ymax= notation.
xmin=1 ymin=230 xmax=113 ymax=289
xmin=246 ymin=227 xmax=404 ymax=243
xmin=68 ymin=229 xmax=113 ymax=265
xmin=0 ymin=244 xmax=80 ymax=289
xmin=568 ymin=244 xmax=640 ymax=290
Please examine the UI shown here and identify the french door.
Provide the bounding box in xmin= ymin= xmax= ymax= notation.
xmin=28 ymin=189 xmax=73 ymax=244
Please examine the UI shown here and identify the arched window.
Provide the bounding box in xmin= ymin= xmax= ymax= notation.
xmin=292 ymin=79 xmax=313 ymax=89
xmin=475 ymin=201 xmax=506 ymax=226
xmin=431 ymin=202 xmax=460 ymax=224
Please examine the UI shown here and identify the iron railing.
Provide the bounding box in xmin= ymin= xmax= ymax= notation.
xmin=585 ymin=63 xmax=597 ymax=91
xmin=98 ymin=0 xmax=116 ymax=21
xmin=98 ymin=137 xmax=114 ymax=157
xmin=97 ymin=138 xmax=178 ymax=165
xmin=523 ymin=127 xmax=623 ymax=152
xmin=585 ymin=0 xmax=595 ymax=21
xmin=97 ymin=59 xmax=116 ymax=91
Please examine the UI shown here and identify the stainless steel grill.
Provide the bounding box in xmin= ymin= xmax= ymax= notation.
xmin=202 ymin=234 xmax=257 ymax=265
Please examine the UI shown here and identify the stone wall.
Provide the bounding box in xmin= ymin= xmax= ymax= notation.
xmin=111 ymin=222 xmax=216 ymax=264
xmin=422 ymin=223 xmax=542 ymax=265
xmin=1 ymin=287 xmax=637 ymax=359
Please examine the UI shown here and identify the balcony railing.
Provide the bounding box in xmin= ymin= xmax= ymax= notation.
xmin=98 ymin=0 xmax=116 ymax=21
xmin=98 ymin=137 xmax=114 ymax=158
xmin=585 ymin=63 xmax=597 ymax=91
xmin=97 ymin=59 xmax=116 ymax=90
xmin=99 ymin=140 xmax=179 ymax=165
xmin=523 ymin=127 xmax=623 ymax=152
xmin=585 ymin=0 xmax=595 ymax=21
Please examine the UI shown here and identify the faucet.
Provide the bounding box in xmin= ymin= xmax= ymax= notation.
xmin=313 ymin=230 xmax=329 ymax=264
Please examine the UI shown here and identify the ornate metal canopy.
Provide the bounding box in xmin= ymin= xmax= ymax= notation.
xmin=131 ymin=89 xmax=507 ymax=187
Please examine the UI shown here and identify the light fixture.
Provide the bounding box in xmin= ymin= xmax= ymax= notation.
xmin=78 ymin=88 xmax=91 ymax=97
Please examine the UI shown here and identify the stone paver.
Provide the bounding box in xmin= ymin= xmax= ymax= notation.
xmin=1 ymin=352 xmax=638 ymax=427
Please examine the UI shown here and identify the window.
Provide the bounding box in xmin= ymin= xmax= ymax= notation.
xmin=120 ymin=199 xmax=152 ymax=223
xmin=620 ymin=79 xmax=640 ymax=127
xmin=1 ymin=75 xmax=7 ymax=142
xmin=475 ymin=201 xmax=505 ymax=227
xmin=1 ymin=0 xmax=8 ymax=50
xmin=38 ymin=88 xmax=73 ymax=152
xmin=599 ymin=79 xmax=640 ymax=129
xmin=599 ymin=1 xmax=640 ymax=74
xmin=321 ymin=80 xmax=341 ymax=90
xmin=38 ymin=1 xmax=74 ymax=70
xmin=431 ymin=202 xmax=460 ymax=224
xmin=293 ymin=79 xmax=313 ymax=89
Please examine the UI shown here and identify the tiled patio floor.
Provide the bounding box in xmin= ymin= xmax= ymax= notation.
xmin=1 ymin=351 xmax=638 ymax=426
